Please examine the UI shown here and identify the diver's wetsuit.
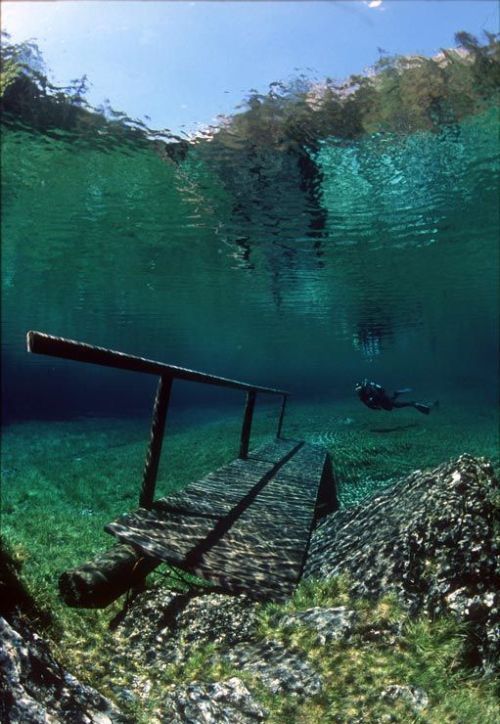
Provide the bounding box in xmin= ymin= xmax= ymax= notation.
xmin=356 ymin=380 xmax=433 ymax=415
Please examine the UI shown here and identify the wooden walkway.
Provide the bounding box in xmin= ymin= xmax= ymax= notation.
xmin=106 ymin=438 xmax=335 ymax=599
xmin=27 ymin=331 xmax=338 ymax=604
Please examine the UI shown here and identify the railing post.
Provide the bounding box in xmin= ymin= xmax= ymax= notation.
xmin=139 ymin=375 xmax=173 ymax=509
xmin=276 ymin=394 xmax=287 ymax=439
xmin=239 ymin=390 xmax=256 ymax=459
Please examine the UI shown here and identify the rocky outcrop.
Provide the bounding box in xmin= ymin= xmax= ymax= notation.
xmin=381 ymin=684 xmax=429 ymax=713
xmin=0 ymin=617 xmax=128 ymax=724
xmin=113 ymin=588 xmax=260 ymax=668
xmin=278 ymin=606 xmax=356 ymax=646
xmin=223 ymin=641 xmax=322 ymax=697
xmin=304 ymin=454 xmax=499 ymax=671
xmin=111 ymin=587 xmax=356 ymax=721
xmin=0 ymin=539 xmax=128 ymax=723
xmin=113 ymin=588 xmax=325 ymax=699
xmin=161 ymin=677 xmax=267 ymax=723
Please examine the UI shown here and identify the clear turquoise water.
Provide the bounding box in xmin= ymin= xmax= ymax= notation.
xmin=2 ymin=106 xmax=498 ymax=424
xmin=1 ymin=39 xmax=498 ymax=722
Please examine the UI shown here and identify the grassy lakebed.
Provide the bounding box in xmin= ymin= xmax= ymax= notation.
xmin=1 ymin=395 xmax=499 ymax=722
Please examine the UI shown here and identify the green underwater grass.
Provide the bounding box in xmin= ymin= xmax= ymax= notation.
xmin=1 ymin=396 xmax=498 ymax=721
xmin=250 ymin=580 xmax=500 ymax=724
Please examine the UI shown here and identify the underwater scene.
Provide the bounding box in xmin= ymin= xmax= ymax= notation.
xmin=1 ymin=4 xmax=499 ymax=722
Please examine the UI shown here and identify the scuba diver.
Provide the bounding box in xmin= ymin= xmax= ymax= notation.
xmin=355 ymin=379 xmax=437 ymax=415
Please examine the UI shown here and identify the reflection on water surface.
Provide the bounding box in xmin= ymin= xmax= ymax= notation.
xmin=1 ymin=34 xmax=498 ymax=420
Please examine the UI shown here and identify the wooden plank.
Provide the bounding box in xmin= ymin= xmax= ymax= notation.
xmin=153 ymin=492 xmax=228 ymax=518
xmin=107 ymin=509 xmax=218 ymax=563
xmin=186 ymin=500 xmax=315 ymax=598
xmin=105 ymin=440 xmax=329 ymax=599
xmin=156 ymin=438 xmax=300 ymax=516
xmin=106 ymin=438 xmax=301 ymax=544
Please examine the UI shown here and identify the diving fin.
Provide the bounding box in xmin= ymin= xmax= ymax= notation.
xmin=414 ymin=403 xmax=431 ymax=415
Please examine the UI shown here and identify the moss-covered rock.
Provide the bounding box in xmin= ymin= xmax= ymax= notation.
xmin=161 ymin=677 xmax=267 ymax=723
xmin=0 ymin=537 xmax=47 ymax=626
xmin=0 ymin=616 xmax=129 ymax=723
xmin=304 ymin=454 xmax=500 ymax=671
xmin=0 ymin=537 xmax=128 ymax=723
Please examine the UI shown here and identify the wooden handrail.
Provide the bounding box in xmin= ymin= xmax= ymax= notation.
xmin=27 ymin=331 xmax=288 ymax=396
xmin=27 ymin=330 xmax=290 ymax=506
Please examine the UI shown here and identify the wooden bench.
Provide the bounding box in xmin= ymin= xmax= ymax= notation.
xmin=106 ymin=438 xmax=337 ymax=600
xmin=27 ymin=331 xmax=337 ymax=606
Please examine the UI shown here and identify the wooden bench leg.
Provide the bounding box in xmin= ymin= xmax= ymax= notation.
xmin=140 ymin=375 xmax=172 ymax=508
xmin=239 ymin=390 xmax=256 ymax=459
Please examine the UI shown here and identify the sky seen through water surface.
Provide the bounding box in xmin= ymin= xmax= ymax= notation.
xmin=1 ymin=0 xmax=498 ymax=134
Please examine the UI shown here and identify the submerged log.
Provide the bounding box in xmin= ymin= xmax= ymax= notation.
xmin=59 ymin=543 xmax=160 ymax=608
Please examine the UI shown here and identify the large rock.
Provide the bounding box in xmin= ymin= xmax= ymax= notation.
xmin=0 ymin=617 xmax=128 ymax=724
xmin=161 ymin=677 xmax=267 ymax=723
xmin=113 ymin=588 xmax=260 ymax=668
xmin=278 ymin=606 xmax=356 ymax=646
xmin=0 ymin=539 xmax=128 ymax=723
xmin=114 ymin=587 xmax=324 ymax=699
xmin=304 ymin=454 xmax=499 ymax=670
xmin=222 ymin=641 xmax=322 ymax=697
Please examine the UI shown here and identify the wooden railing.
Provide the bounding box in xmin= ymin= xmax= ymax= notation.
xmin=27 ymin=331 xmax=289 ymax=508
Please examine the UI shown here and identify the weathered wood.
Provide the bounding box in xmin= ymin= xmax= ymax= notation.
xmin=27 ymin=331 xmax=293 ymax=553
xmin=26 ymin=331 xmax=288 ymax=396
xmin=239 ymin=390 xmax=256 ymax=459
xmin=59 ymin=440 xmax=332 ymax=606
xmin=58 ymin=544 xmax=160 ymax=608
xmin=106 ymin=440 xmax=335 ymax=600
xmin=139 ymin=375 xmax=172 ymax=509
xmin=27 ymin=331 xmax=328 ymax=604
xmin=277 ymin=394 xmax=287 ymax=438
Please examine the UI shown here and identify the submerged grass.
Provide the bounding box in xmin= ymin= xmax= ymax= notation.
xmin=252 ymin=579 xmax=499 ymax=724
xmin=1 ymin=397 xmax=498 ymax=721
xmin=47 ymin=574 xmax=496 ymax=724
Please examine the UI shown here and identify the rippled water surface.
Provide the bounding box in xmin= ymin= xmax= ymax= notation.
xmin=2 ymin=105 xmax=498 ymax=421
